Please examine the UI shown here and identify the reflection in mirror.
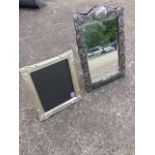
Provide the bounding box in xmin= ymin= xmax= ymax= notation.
xmin=83 ymin=18 xmax=119 ymax=83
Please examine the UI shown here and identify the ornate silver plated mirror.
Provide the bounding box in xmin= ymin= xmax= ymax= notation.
xmin=20 ymin=50 xmax=81 ymax=121
xmin=74 ymin=5 xmax=125 ymax=91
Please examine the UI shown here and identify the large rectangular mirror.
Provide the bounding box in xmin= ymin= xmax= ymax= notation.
xmin=74 ymin=5 xmax=125 ymax=91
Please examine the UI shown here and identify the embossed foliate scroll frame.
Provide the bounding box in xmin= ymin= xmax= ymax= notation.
xmin=74 ymin=5 xmax=125 ymax=92
xmin=20 ymin=50 xmax=81 ymax=121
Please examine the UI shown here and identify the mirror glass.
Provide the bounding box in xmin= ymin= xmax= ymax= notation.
xmin=83 ymin=18 xmax=120 ymax=83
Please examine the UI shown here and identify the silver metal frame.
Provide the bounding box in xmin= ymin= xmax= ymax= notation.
xmin=74 ymin=5 xmax=125 ymax=92
xmin=20 ymin=50 xmax=81 ymax=121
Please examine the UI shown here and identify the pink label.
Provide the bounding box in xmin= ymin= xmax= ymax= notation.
xmin=70 ymin=92 xmax=75 ymax=98
xmin=116 ymin=64 xmax=119 ymax=71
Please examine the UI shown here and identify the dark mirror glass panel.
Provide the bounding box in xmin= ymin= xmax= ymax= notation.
xmin=30 ymin=59 xmax=75 ymax=112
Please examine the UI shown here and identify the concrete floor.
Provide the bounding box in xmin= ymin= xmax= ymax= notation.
xmin=19 ymin=0 xmax=135 ymax=155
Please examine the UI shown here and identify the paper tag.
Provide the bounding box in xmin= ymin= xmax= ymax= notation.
xmin=116 ymin=64 xmax=119 ymax=71
xmin=70 ymin=91 xmax=76 ymax=98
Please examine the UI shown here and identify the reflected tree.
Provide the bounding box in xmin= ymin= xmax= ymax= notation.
xmin=84 ymin=18 xmax=119 ymax=49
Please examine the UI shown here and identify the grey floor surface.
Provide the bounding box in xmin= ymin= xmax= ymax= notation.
xmin=19 ymin=0 xmax=135 ymax=154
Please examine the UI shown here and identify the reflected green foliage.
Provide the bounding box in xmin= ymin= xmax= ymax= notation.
xmin=83 ymin=18 xmax=119 ymax=49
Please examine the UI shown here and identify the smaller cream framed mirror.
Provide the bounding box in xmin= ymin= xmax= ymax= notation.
xmin=74 ymin=5 xmax=125 ymax=92
xmin=20 ymin=50 xmax=81 ymax=121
